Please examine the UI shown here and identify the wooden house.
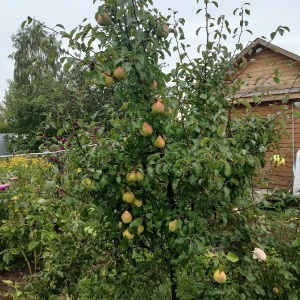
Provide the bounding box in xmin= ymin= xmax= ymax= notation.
xmin=231 ymin=38 xmax=300 ymax=189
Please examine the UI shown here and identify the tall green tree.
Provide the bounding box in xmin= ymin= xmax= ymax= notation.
xmin=3 ymin=21 xmax=121 ymax=152
xmin=3 ymin=22 xmax=61 ymax=151
xmin=9 ymin=21 xmax=60 ymax=91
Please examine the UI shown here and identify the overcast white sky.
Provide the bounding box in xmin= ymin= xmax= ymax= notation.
xmin=1 ymin=0 xmax=300 ymax=102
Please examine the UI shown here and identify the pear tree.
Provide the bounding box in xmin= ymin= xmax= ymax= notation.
xmin=22 ymin=0 xmax=292 ymax=299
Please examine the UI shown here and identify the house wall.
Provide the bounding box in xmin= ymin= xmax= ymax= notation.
xmin=235 ymin=100 xmax=300 ymax=189
xmin=231 ymin=44 xmax=300 ymax=189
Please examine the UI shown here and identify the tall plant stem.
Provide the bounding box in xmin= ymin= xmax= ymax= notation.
xmin=170 ymin=264 xmax=179 ymax=300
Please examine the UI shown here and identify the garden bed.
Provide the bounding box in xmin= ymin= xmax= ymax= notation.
xmin=0 ymin=267 xmax=28 ymax=299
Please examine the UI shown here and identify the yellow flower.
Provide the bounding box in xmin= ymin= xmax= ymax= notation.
xmin=271 ymin=154 xmax=285 ymax=167
xmin=206 ymin=252 xmax=215 ymax=258
xmin=12 ymin=196 xmax=19 ymax=201
xmin=273 ymin=287 xmax=279 ymax=294
xmin=278 ymin=157 xmax=285 ymax=166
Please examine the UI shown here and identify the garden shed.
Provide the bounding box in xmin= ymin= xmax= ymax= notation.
xmin=0 ymin=133 xmax=9 ymax=155
xmin=232 ymin=37 xmax=300 ymax=189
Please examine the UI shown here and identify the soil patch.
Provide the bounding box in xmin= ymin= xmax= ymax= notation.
xmin=0 ymin=267 xmax=29 ymax=300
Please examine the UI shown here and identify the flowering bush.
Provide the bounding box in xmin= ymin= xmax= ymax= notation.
xmin=0 ymin=156 xmax=54 ymax=273
xmin=253 ymin=248 xmax=267 ymax=262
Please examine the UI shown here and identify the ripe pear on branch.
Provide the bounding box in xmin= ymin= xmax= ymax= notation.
xmin=96 ymin=12 xmax=112 ymax=26
xmin=168 ymin=219 xmax=178 ymax=232
xmin=152 ymin=80 xmax=158 ymax=89
xmin=140 ymin=122 xmax=153 ymax=137
xmin=152 ymin=99 xmax=165 ymax=114
xmin=156 ymin=24 xmax=169 ymax=38
xmin=113 ymin=66 xmax=127 ymax=80
xmin=133 ymin=199 xmax=143 ymax=207
xmin=126 ymin=171 xmax=144 ymax=182
xmin=137 ymin=225 xmax=144 ymax=235
xmin=123 ymin=191 xmax=135 ymax=203
xmin=154 ymin=135 xmax=166 ymax=149
xmin=213 ymin=269 xmax=227 ymax=283
xmin=123 ymin=229 xmax=134 ymax=240
xmin=102 ymin=73 xmax=113 ymax=86
xmin=121 ymin=210 xmax=132 ymax=224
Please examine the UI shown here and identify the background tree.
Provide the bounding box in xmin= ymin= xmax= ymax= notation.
xmin=2 ymin=21 xmax=122 ymax=152
xmin=0 ymin=105 xmax=8 ymax=133
xmin=2 ymin=22 xmax=61 ymax=151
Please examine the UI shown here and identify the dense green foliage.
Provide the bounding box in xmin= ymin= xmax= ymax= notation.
xmin=1 ymin=23 xmax=122 ymax=152
xmin=0 ymin=0 xmax=299 ymax=299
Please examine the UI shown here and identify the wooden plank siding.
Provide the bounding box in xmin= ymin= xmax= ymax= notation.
xmin=232 ymin=38 xmax=300 ymax=189
xmin=235 ymin=101 xmax=300 ymax=189
xmin=233 ymin=49 xmax=300 ymax=102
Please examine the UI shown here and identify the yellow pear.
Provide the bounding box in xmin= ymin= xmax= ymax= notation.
xmin=126 ymin=172 xmax=137 ymax=182
xmin=81 ymin=177 xmax=93 ymax=190
xmin=140 ymin=122 xmax=153 ymax=137
xmin=154 ymin=135 xmax=166 ymax=149
xmin=133 ymin=199 xmax=143 ymax=208
xmin=123 ymin=229 xmax=134 ymax=240
xmin=135 ymin=172 xmax=144 ymax=181
xmin=113 ymin=66 xmax=126 ymax=80
xmin=151 ymin=100 xmax=165 ymax=114
xmin=122 ymin=192 xmax=135 ymax=203
xmin=169 ymin=220 xmax=178 ymax=232
xmin=152 ymin=80 xmax=158 ymax=89
xmin=97 ymin=12 xmax=112 ymax=26
xmin=213 ymin=269 xmax=227 ymax=283
xmin=121 ymin=211 xmax=132 ymax=224
xmin=137 ymin=225 xmax=144 ymax=235
xmin=156 ymin=24 xmax=170 ymax=39
xmin=103 ymin=73 xmax=113 ymax=86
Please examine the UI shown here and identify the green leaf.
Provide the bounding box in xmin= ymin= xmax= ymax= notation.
xmin=294 ymin=102 xmax=300 ymax=109
xmin=175 ymin=237 xmax=184 ymax=245
xmin=100 ymin=175 xmax=109 ymax=188
xmin=200 ymin=137 xmax=211 ymax=147
xmin=223 ymin=161 xmax=231 ymax=176
xmin=56 ymin=24 xmax=65 ymax=29
xmin=63 ymin=63 xmax=72 ymax=73
xmin=217 ymin=124 xmax=226 ymax=138
xmin=246 ymin=273 xmax=256 ymax=282
xmin=226 ymin=252 xmax=239 ymax=262
xmin=21 ymin=20 xmax=27 ymax=29
xmin=147 ymin=166 xmax=154 ymax=178
xmin=273 ymin=76 xmax=280 ymax=84
xmin=28 ymin=241 xmax=40 ymax=252
xmin=129 ymin=218 xmax=143 ymax=229
xmin=172 ymin=179 xmax=180 ymax=191
xmin=238 ymin=99 xmax=252 ymax=110
xmin=2 ymin=280 xmax=14 ymax=286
